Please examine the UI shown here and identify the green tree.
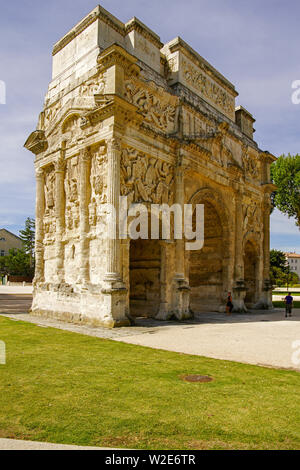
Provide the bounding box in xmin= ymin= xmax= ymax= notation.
xmin=0 ymin=249 xmax=34 ymax=278
xmin=19 ymin=217 xmax=35 ymax=268
xmin=270 ymin=249 xmax=288 ymax=271
xmin=271 ymin=154 xmax=300 ymax=227
xmin=270 ymin=249 xmax=299 ymax=286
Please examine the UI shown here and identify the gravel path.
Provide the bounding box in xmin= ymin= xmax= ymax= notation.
xmin=0 ymin=438 xmax=114 ymax=450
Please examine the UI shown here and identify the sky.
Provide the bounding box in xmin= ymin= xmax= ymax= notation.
xmin=0 ymin=0 xmax=299 ymax=251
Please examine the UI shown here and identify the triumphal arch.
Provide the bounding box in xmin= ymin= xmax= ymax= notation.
xmin=25 ymin=6 xmax=276 ymax=327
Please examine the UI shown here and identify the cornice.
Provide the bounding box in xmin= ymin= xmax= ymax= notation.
xmin=165 ymin=37 xmax=238 ymax=98
xmin=97 ymin=44 xmax=140 ymax=75
xmin=124 ymin=17 xmax=163 ymax=49
xmin=24 ymin=130 xmax=48 ymax=155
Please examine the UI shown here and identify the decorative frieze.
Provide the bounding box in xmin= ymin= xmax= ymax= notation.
xmin=125 ymin=79 xmax=177 ymax=133
xmin=120 ymin=147 xmax=174 ymax=205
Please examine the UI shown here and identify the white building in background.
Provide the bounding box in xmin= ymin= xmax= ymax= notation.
xmin=285 ymin=252 xmax=300 ymax=279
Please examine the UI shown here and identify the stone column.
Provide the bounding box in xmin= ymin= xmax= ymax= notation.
xmin=258 ymin=193 xmax=273 ymax=308
xmin=101 ymin=137 xmax=128 ymax=327
xmin=54 ymin=154 xmax=66 ymax=284
xmin=34 ymin=168 xmax=45 ymax=283
xmin=171 ymin=151 xmax=191 ymax=320
xmin=156 ymin=240 xmax=174 ymax=320
xmin=104 ymin=137 xmax=122 ymax=281
xmin=233 ymin=189 xmax=247 ymax=312
xmin=79 ymin=148 xmax=91 ymax=286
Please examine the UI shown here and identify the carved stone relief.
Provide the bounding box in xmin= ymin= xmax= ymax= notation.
xmin=242 ymin=146 xmax=260 ymax=180
xmin=243 ymin=200 xmax=262 ymax=237
xmin=181 ymin=59 xmax=235 ymax=116
xmin=44 ymin=166 xmax=56 ymax=240
xmin=44 ymin=101 xmax=62 ymax=128
xmin=79 ymin=73 xmax=106 ymax=97
xmin=121 ymin=147 xmax=174 ymax=205
xmin=89 ymin=145 xmax=107 ymax=227
xmin=125 ymin=79 xmax=177 ymax=133
xmin=65 ymin=157 xmax=80 ymax=231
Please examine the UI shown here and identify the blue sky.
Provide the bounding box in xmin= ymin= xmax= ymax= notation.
xmin=0 ymin=0 xmax=299 ymax=251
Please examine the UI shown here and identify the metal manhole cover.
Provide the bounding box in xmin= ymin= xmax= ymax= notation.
xmin=181 ymin=374 xmax=214 ymax=383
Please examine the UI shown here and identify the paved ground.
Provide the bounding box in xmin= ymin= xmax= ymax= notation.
xmin=0 ymin=293 xmax=32 ymax=314
xmin=0 ymin=286 xmax=33 ymax=294
xmin=1 ymin=292 xmax=300 ymax=371
xmin=0 ymin=438 xmax=115 ymax=450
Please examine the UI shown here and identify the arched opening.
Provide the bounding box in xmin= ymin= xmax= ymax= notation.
xmin=189 ymin=201 xmax=224 ymax=312
xmin=129 ymin=239 xmax=161 ymax=318
xmin=244 ymin=240 xmax=259 ymax=306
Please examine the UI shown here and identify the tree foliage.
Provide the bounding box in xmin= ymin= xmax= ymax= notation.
xmin=270 ymin=249 xmax=299 ymax=286
xmin=0 ymin=218 xmax=36 ymax=279
xmin=271 ymin=154 xmax=300 ymax=227
xmin=0 ymin=249 xmax=34 ymax=277
xmin=19 ymin=217 xmax=35 ymax=267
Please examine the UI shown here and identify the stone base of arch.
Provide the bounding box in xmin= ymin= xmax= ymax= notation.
xmin=232 ymin=280 xmax=248 ymax=312
xmin=253 ymin=279 xmax=274 ymax=310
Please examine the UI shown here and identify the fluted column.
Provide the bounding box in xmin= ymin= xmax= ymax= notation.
xmin=54 ymin=154 xmax=65 ymax=283
xmin=233 ymin=189 xmax=247 ymax=311
xmin=174 ymin=161 xmax=185 ymax=280
xmin=104 ymin=137 xmax=122 ymax=281
xmin=261 ymin=193 xmax=273 ymax=308
xmin=234 ymin=190 xmax=244 ymax=281
xmin=263 ymin=194 xmax=271 ymax=280
xmin=79 ymin=148 xmax=91 ymax=285
xmin=101 ymin=136 xmax=128 ymax=328
xmin=170 ymin=150 xmax=191 ymax=320
xmin=34 ymin=168 xmax=45 ymax=283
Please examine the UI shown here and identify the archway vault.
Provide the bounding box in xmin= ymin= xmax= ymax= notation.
xmin=188 ymin=187 xmax=231 ymax=312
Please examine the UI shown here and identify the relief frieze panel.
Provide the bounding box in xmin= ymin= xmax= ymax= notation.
xmin=181 ymin=58 xmax=235 ymax=117
xmin=121 ymin=147 xmax=174 ymax=205
xmin=44 ymin=166 xmax=56 ymax=242
xmin=243 ymin=199 xmax=262 ymax=239
xmin=124 ymin=79 xmax=178 ymax=133
xmin=242 ymin=146 xmax=261 ymax=181
xmin=65 ymin=157 xmax=80 ymax=231
xmin=89 ymin=145 xmax=107 ymax=227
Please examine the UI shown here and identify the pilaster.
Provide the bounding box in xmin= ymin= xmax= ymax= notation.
xmin=233 ymin=189 xmax=247 ymax=312
xmin=54 ymin=150 xmax=66 ymax=284
xmin=101 ymin=136 xmax=129 ymax=327
xmin=34 ymin=168 xmax=45 ymax=283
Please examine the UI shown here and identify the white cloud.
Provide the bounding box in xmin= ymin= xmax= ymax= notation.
xmin=271 ymin=209 xmax=299 ymax=236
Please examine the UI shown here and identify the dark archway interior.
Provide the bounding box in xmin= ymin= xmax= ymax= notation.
xmin=129 ymin=239 xmax=161 ymax=318
xmin=189 ymin=202 xmax=223 ymax=312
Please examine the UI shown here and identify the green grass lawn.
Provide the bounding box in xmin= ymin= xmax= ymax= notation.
xmin=273 ymin=292 xmax=300 ymax=296
xmin=0 ymin=316 xmax=299 ymax=450
xmin=272 ymin=301 xmax=300 ymax=308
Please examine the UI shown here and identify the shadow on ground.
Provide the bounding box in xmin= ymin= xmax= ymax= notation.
xmin=1 ymin=293 xmax=298 ymax=327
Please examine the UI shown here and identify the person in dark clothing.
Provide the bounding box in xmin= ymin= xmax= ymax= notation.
xmin=226 ymin=292 xmax=233 ymax=315
xmin=284 ymin=292 xmax=293 ymax=318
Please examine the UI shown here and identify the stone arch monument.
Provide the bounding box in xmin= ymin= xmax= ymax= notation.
xmin=25 ymin=6 xmax=276 ymax=327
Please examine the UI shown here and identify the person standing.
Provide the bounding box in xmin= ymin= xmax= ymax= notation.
xmin=226 ymin=292 xmax=234 ymax=315
xmin=284 ymin=292 xmax=293 ymax=318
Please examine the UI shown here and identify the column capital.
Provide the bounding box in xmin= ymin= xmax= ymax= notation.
xmin=80 ymin=147 xmax=92 ymax=162
xmin=55 ymin=158 xmax=66 ymax=173
xmin=35 ymin=167 xmax=44 ymax=179
xmin=107 ymin=137 xmax=121 ymax=153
